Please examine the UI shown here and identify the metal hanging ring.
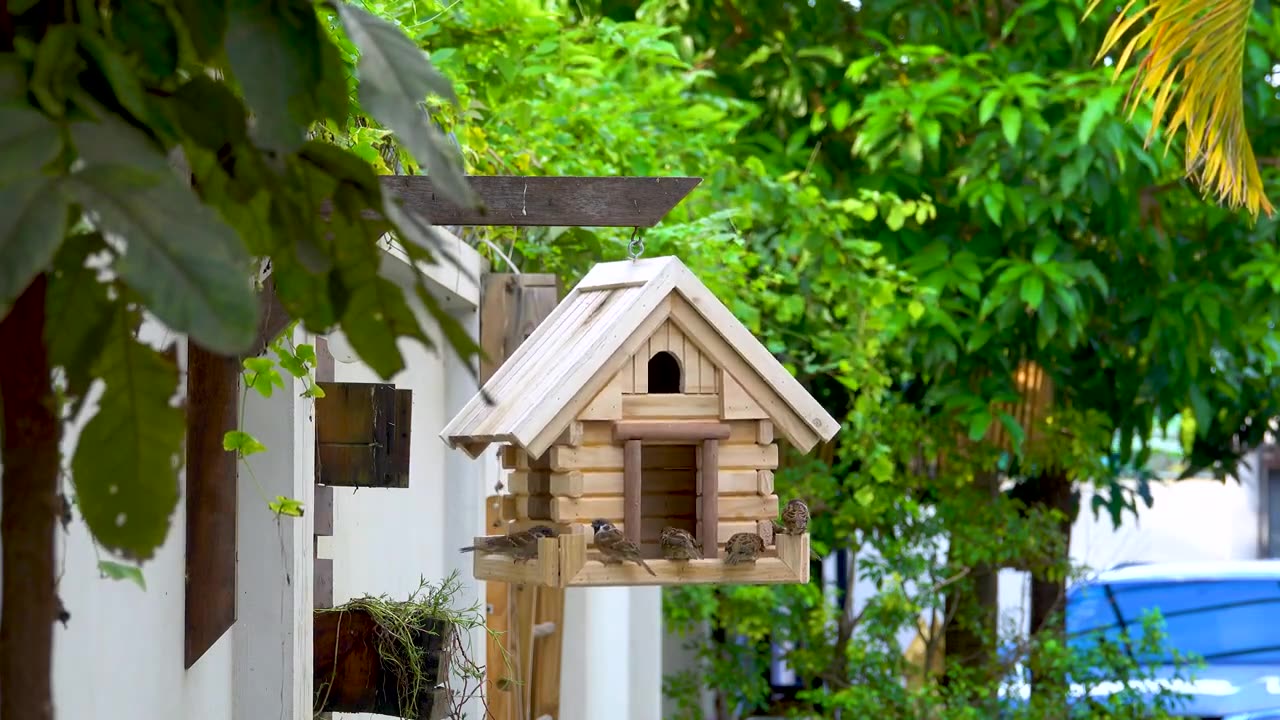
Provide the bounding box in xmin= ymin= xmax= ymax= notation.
xmin=627 ymin=227 xmax=645 ymax=260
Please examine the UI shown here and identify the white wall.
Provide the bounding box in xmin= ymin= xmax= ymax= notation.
xmin=560 ymin=586 xmax=663 ymax=720
xmin=50 ymin=321 xmax=235 ymax=720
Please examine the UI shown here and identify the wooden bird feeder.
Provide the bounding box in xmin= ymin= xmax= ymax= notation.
xmin=440 ymin=256 xmax=840 ymax=587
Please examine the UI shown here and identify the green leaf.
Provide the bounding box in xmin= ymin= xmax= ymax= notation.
xmin=65 ymin=121 xmax=259 ymax=355
xmin=830 ymin=100 xmax=852 ymax=131
xmin=225 ymin=0 xmax=346 ymax=151
xmin=72 ymin=310 xmax=184 ymax=561
xmin=1078 ymin=95 xmax=1109 ymax=145
xmin=907 ymin=299 xmax=925 ymax=321
xmin=269 ymin=495 xmax=305 ymax=517
xmin=999 ymin=104 xmax=1022 ymax=145
xmin=223 ymin=429 xmax=267 ymax=457
xmin=112 ymin=0 xmax=180 ymax=79
xmin=295 ymin=343 xmax=317 ymax=365
xmin=337 ymin=276 xmax=424 ymax=378
xmin=0 ymin=106 xmax=63 ymax=183
xmin=982 ymin=191 xmax=1004 ymax=226
xmin=242 ymin=356 xmax=285 ymax=397
xmin=854 ymin=486 xmax=875 ymax=506
xmin=1032 ymin=236 xmax=1057 ymax=265
xmin=967 ymin=409 xmax=993 ymax=442
xmin=1188 ymin=385 xmax=1213 ymax=436
xmin=1020 ymin=274 xmax=1045 ymax=309
xmin=98 ymin=560 xmax=147 ymax=590
xmin=46 ymin=233 xmax=115 ymax=405
xmin=978 ymin=91 xmax=1002 ymax=125
xmin=29 ymin=25 xmax=79 ymax=117
xmin=173 ymin=0 xmax=227 ymax=60
xmin=1056 ymin=5 xmax=1079 ymax=43
xmin=997 ymin=411 xmax=1026 ymax=453
xmin=0 ymin=177 xmax=69 ymax=315
xmin=77 ymin=30 xmax=156 ymax=126
xmin=334 ymin=1 xmax=476 ymax=208
xmin=169 ymin=75 xmax=248 ymax=150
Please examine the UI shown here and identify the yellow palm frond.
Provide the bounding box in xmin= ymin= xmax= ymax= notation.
xmin=1084 ymin=0 xmax=1273 ymax=219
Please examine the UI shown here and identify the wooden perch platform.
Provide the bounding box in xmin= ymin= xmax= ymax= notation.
xmin=469 ymin=532 xmax=810 ymax=588
xmin=382 ymin=176 xmax=703 ymax=227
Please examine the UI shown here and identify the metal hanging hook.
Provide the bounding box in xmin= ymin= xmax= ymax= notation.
xmin=627 ymin=227 xmax=645 ymax=260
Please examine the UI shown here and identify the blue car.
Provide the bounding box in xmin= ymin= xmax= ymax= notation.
xmin=1004 ymin=560 xmax=1280 ymax=719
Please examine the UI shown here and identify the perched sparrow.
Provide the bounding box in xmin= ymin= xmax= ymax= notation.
xmin=724 ymin=532 xmax=766 ymax=566
xmin=509 ymin=525 xmax=558 ymax=562
xmin=660 ymin=526 xmax=702 ymax=561
xmin=773 ymin=499 xmax=810 ymax=535
xmin=460 ymin=525 xmax=556 ymax=562
xmin=591 ymin=519 xmax=656 ymax=576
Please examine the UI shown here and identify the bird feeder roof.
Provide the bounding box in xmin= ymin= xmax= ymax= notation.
xmin=440 ymin=256 xmax=840 ymax=458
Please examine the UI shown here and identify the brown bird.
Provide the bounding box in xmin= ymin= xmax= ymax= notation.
xmin=591 ymin=519 xmax=656 ymax=576
xmin=724 ymin=532 xmax=766 ymax=566
xmin=460 ymin=525 xmax=556 ymax=562
xmin=773 ymin=499 xmax=810 ymax=536
xmin=660 ymin=526 xmax=702 ymax=561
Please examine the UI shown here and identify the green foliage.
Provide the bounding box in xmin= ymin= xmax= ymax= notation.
xmin=96 ymin=559 xmax=147 ymax=591
xmin=1 ymin=0 xmax=481 ymax=569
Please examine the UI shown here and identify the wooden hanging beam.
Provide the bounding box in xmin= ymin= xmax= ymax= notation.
xmin=381 ymin=175 xmax=702 ymax=227
xmin=612 ymin=421 xmax=731 ymax=442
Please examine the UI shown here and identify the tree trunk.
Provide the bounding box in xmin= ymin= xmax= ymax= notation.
xmin=943 ymin=470 xmax=999 ymax=704
xmin=1026 ymin=469 xmax=1077 ymax=706
xmin=0 ymin=275 xmax=59 ymax=720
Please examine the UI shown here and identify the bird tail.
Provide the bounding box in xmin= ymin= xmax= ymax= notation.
xmin=459 ymin=546 xmax=476 ymax=553
xmin=637 ymin=558 xmax=657 ymax=576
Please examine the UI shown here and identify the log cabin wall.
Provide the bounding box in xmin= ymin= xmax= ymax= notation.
xmin=503 ymin=318 xmax=782 ymax=555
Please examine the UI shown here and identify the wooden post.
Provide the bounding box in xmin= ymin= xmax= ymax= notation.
xmin=623 ymin=440 xmax=643 ymax=545
xmin=700 ymin=439 xmax=719 ymax=559
xmin=479 ymin=273 xmax=562 ymax=720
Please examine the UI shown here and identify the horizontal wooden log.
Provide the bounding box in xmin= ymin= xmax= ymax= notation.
xmin=621 ymin=394 xmax=720 ymax=419
xmin=507 ymin=470 xmax=552 ymax=495
xmin=579 ymin=420 xmax=763 ymax=445
xmin=551 ymin=494 xmax=777 ymax=524
xmin=381 ymin=175 xmax=702 ymax=227
xmin=549 ymin=443 xmax=777 ymax=472
xmin=537 ymin=469 xmax=764 ymax=497
xmin=612 ymin=421 xmax=731 ymax=442
xmin=501 ymin=446 xmax=552 ymax=471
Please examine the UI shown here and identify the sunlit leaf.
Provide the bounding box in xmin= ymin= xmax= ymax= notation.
xmin=1085 ymin=0 xmax=1271 ymax=218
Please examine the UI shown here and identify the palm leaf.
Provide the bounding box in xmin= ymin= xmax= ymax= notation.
xmin=1084 ymin=0 xmax=1273 ymax=218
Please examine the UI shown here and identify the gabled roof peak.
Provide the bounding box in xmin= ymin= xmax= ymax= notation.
xmin=441 ymin=256 xmax=840 ymax=458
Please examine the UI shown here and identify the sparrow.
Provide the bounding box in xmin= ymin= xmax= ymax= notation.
xmin=460 ymin=525 xmax=556 ymax=562
xmin=724 ymin=532 xmax=766 ymax=566
xmin=773 ymin=499 xmax=810 ymax=536
xmin=591 ymin=519 xmax=656 ymax=576
xmin=660 ymin=526 xmax=702 ymax=561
